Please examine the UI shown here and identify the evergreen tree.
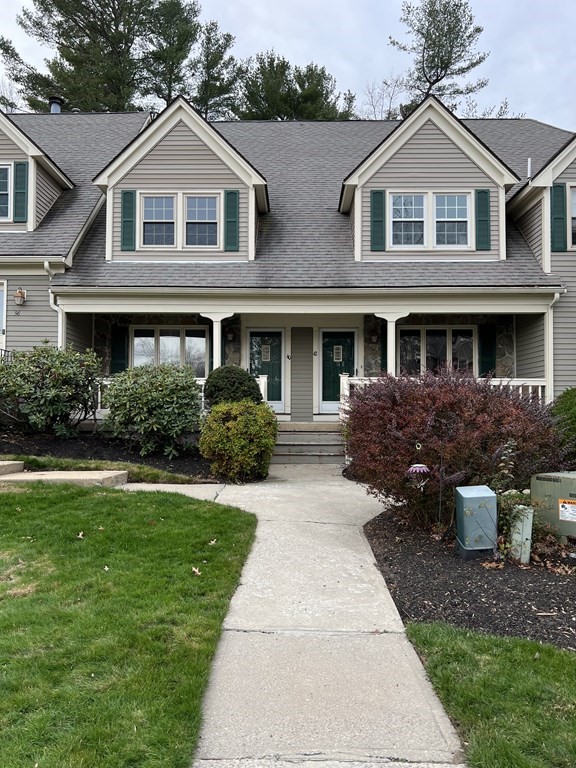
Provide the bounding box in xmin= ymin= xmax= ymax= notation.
xmin=189 ymin=20 xmax=243 ymax=120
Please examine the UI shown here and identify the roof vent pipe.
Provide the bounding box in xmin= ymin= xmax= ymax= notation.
xmin=49 ymin=96 xmax=63 ymax=114
xmin=527 ymin=157 xmax=532 ymax=180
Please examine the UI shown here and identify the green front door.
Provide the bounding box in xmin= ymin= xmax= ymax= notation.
xmin=322 ymin=331 xmax=355 ymax=403
xmin=249 ymin=331 xmax=282 ymax=406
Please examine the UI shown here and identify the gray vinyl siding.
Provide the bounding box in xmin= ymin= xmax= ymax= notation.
xmin=36 ymin=165 xmax=61 ymax=226
xmin=290 ymin=327 xmax=314 ymax=421
xmin=516 ymin=200 xmax=543 ymax=266
xmin=515 ymin=314 xmax=545 ymax=378
xmin=362 ymin=119 xmax=499 ymax=260
xmin=66 ymin=313 xmax=93 ymax=352
xmin=0 ymin=132 xmax=28 ymax=233
xmin=552 ymin=254 xmax=576 ymax=396
xmin=113 ymin=120 xmax=249 ymax=260
xmin=4 ymin=275 xmax=57 ymax=349
xmin=554 ymin=158 xmax=576 ymax=184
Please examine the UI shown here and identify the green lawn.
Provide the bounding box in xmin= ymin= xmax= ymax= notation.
xmin=0 ymin=483 xmax=256 ymax=768
xmin=408 ymin=622 xmax=576 ymax=768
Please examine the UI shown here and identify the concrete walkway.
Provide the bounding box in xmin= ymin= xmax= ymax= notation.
xmin=127 ymin=465 xmax=466 ymax=768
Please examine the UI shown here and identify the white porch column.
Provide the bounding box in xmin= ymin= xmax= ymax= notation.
xmin=200 ymin=312 xmax=234 ymax=371
xmin=374 ymin=312 xmax=408 ymax=376
xmin=545 ymin=294 xmax=560 ymax=404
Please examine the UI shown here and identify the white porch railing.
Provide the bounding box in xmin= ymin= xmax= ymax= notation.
xmin=97 ymin=373 xmax=268 ymax=413
xmin=339 ymin=374 xmax=547 ymax=413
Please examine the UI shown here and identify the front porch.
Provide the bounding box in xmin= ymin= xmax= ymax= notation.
xmin=59 ymin=292 xmax=556 ymax=421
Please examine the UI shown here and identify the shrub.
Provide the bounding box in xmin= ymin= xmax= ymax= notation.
xmin=104 ymin=365 xmax=201 ymax=457
xmin=0 ymin=343 xmax=100 ymax=436
xmin=204 ymin=365 xmax=262 ymax=407
xmin=345 ymin=369 xmax=569 ymax=529
xmin=199 ymin=400 xmax=277 ymax=482
xmin=552 ymin=387 xmax=576 ymax=458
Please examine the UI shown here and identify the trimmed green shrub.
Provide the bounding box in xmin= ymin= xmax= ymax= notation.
xmin=0 ymin=343 xmax=100 ymax=436
xmin=104 ymin=365 xmax=201 ymax=457
xmin=204 ymin=365 xmax=263 ymax=406
xmin=199 ymin=400 xmax=277 ymax=482
xmin=552 ymin=387 xmax=576 ymax=459
xmin=345 ymin=369 xmax=569 ymax=529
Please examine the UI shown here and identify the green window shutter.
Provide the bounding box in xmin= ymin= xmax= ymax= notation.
xmin=120 ymin=190 xmax=136 ymax=252
xmin=13 ymin=161 xmax=28 ymax=223
xmin=551 ymin=183 xmax=567 ymax=252
xmin=478 ymin=324 xmax=497 ymax=377
xmin=224 ymin=190 xmax=239 ymax=252
xmin=475 ymin=189 xmax=490 ymax=251
xmin=110 ymin=325 xmax=129 ymax=373
xmin=370 ymin=190 xmax=386 ymax=251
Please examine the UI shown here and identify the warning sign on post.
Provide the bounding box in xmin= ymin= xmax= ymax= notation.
xmin=558 ymin=499 xmax=576 ymax=522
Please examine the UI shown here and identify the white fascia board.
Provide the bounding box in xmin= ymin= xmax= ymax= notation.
xmin=346 ymin=100 xmax=518 ymax=190
xmin=93 ymin=99 xmax=267 ymax=201
xmin=508 ymin=184 xmax=544 ymax=218
xmin=530 ymin=135 xmax=576 ymax=188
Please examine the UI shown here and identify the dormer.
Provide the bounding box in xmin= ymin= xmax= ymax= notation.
xmin=339 ymin=97 xmax=519 ymax=263
xmin=93 ymin=96 xmax=269 ymax=262
xmin=0 ymin=110 xmax=73 ymax=232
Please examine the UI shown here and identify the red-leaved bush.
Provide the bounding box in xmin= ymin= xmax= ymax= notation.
xmin=344 ymin=369 xmax=570 ymax=528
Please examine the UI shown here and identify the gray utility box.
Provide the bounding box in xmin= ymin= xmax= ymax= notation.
xmin=455 ymin=485 xmax=497 ymax=559
xmin=530 ymin=472 xmax=576 ymax=539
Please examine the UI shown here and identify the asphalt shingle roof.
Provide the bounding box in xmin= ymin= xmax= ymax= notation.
xmin=0 ymin=112 xmax=149 ymax=258
xmin=3 ymin=112 xmax=572 ymax=291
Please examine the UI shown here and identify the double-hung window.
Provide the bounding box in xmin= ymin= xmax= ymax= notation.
xmin=142 ymin=196 xmax=175 ymax=246
xmin=571 ymin=189 xmax=576 ymax=247
xmin=0 ymin=166 xmax=10 ymax=220
xmin=392 ymin=194 xmax=425 ymax=246
xmin=186 ymin=195 xmax=218 ymax=246
xmin=435 ymin=194 xmax=469 ymax=246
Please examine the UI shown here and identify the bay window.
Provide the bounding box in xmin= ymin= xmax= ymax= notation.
xmin=399 ymin=327 xmax=475 ymax=375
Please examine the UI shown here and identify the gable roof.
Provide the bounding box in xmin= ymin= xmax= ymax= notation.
xmin=339 ymin=96 xmax=520 ymax=213
xmin=49 ymin=117 xmax=569 ymax=294
xmin=1 ymin=111 xmax=148 ymax=261
xmin=93 ymin=96 xmax=270 ymax=213
xmin=1 ymin=109 xmax=74 ymax=189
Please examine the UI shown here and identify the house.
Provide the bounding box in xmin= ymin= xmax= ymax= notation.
xmin=1 ymin=95 xmax=575 ymax=421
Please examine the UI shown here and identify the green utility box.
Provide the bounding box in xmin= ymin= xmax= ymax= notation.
xmin=455 ymin=485 xmax=497 ymax=559
xmin=530 ymin=472 xmax=576 ymax=539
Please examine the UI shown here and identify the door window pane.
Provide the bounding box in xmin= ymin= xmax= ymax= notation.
xmin=426 ymin=330 xmax=447 ymax=372
xmin=452 ymin=329 xmax=474 ymax=371
xmin=133 ymin=329 xmax=155 ymax=366
xmin=399 ymin=330 xmax=421 ymax=374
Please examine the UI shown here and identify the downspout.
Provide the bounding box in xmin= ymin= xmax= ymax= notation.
xmin=546 ymin=291 xmax=563 ymax=403
xmin=44 ymin=261 xmax=65 ymax=348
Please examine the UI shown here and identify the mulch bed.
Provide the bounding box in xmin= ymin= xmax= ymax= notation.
xmin=364 ymin=509 xmax=576 ymax=652
xmin=0 ymin=430 xmax=216 ymax=481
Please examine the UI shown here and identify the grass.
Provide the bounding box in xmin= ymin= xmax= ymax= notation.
xmin=407 ymin=622 xmax=576 ymax=768
xmin=0 ymin=483 xmax=256 ymax=768
xmin=2 ymin=453 xmax=196 ymax=484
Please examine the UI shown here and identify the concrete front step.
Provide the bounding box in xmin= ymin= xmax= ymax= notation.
xmin=0 ymin=469 xmax=128 ymax=488
xmin=0 ymin=460 xmax=25 ymax=475
xmin=273 ymin=423 xmax=345 ymax=464
xmin=270 ymin=453 xmax=344 ymax=465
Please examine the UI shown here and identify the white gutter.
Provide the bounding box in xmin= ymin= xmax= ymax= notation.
xmin=45 ymin=261 xmax=65 ymax=348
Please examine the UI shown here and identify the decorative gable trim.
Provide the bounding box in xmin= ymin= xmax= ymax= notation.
xmin=339 ymin=97 xmax=519 ymax=214
xmin=93 ymin=96 xmax=269 ymax=213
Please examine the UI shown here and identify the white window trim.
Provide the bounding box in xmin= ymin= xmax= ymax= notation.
xmin=569 ymin=186 xmax=576 ymax=249
xmin=388 ymin=191 xmax=474 ymax=251
xmin=396 ymin=325 xmax=477 ymax=376
xmin=137 ymin=191 xmax=223 ymax=251
xmin=130 ymin=325 xmax=210 ymax=374
xmin=0 ymin=164 xmax=12 ymax=222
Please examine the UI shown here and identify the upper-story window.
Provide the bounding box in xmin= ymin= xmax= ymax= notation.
xmin=186 ymin=195 xmax=218 ymax=246
xmin=386 ymin=192 xmax=472 ymax=249
xmin=392 ymin=194 xmax=424 ymax=245
xmin=142 ymin=196 xmax=175 ymax=246
xmin=0 ymin=166 xmax=10 ymax=219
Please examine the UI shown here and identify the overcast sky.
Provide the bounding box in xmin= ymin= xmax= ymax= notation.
xmin=1 ymin=0 xmax=575 ymax=130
